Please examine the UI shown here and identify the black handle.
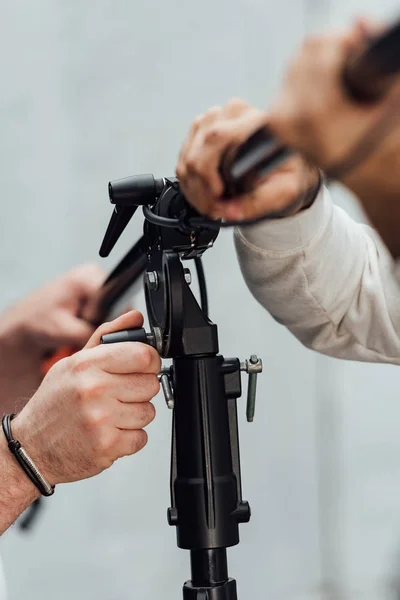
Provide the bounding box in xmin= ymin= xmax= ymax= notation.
xmin=101 ymin=328 xmax=148 ymax=345
xmin=220 ymin=17 xmax=400 ymax=197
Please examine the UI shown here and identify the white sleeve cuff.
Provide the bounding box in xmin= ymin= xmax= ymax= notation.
xmin=236 ymin=185 xmax=333 ymax=254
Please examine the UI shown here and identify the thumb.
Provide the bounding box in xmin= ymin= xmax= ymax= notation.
xmin=66 ymin=263 xmax=106 ymax=301
xmin=84 ymin=310 xmax=144 ymax=349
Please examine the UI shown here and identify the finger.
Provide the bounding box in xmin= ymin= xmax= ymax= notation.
xmin=106 ymin=373 xmax=160 ymax=403
xmin=66 ymin=263 xmax=106 ymax=298
xmin=189 ymin=108 xmax=268 ymax=199
xmin=179 ymin=172 xmax=215 ymax=215
xmin=116 ymin=429 xmax=149 ymax=458
xmin=114 ymin=400 xmax=156 ymax=430
xmin=177 ymin=107 xmax=222 ymax=178
xmin=52 ymin=312 xmax=95 ymax=348
xmin=216 ymin=167 xmax=303 ymax=221
xmin=353 ymin=15 xmax=386 ymax=40
xmin=83 ymin=341 xmax=161 ymax=375
xmin=222 ymin=97 xmax=252 ymax=118
xmin=85 ymin=310 xmax=144 ymax=349
xmin=178 ymin=106 xmax=222 ymax=165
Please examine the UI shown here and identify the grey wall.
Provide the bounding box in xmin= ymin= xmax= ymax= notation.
xmin=1 ymin=2 xmax=400 ymax=600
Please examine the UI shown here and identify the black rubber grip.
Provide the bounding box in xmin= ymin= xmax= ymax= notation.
xmin=101 ymin=328 xmax=147 ymax=345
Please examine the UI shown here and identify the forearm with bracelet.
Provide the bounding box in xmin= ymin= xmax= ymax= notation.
xmin=2 ymin=414 xmax=54 ymax=497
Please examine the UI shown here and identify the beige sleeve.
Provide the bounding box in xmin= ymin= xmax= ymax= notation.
xmin=235 ymin=186 xmax=400 ymax=364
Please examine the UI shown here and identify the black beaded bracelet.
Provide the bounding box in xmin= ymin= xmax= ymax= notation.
xmin=2 ymin=414 xmax=55 ymax=497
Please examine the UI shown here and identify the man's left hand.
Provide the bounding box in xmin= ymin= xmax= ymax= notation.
xmin=0 ymin=263 xmax=105 ymax=412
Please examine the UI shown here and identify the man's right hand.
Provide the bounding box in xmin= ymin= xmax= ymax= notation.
xmin=268 ymin=18 xmax=400 ymax=256
xmin=11 ymin=310 xmax=160 ymax=486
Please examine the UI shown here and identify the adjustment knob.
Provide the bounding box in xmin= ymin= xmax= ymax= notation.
xmin=100 ymin=327 xmax=163 ymax=353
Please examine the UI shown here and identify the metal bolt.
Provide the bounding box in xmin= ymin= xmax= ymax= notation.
xmin=240 ymin=355 xmax=262 ymax=423
xmin=184 ymin=268 xmax=192 ymax=285
xmin=159 ymin=370 xmax=175 ymax=409
xmin=146 ymin=271 xmax=159 ymax=291
xmin=247 ymin=377 xmax=257 ymax=423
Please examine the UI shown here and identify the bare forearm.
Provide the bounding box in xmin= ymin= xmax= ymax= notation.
xmin=0 ymin=434 xmax=39 ymax=535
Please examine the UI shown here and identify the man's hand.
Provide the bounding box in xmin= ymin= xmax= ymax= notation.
xmin=268 ymin=20 xmax=389 ymax=170
xmin=0 ymin=310 xmax=160 ymax=533
xmin=0 ymin=263 xmax=104 ymax=411
xmin=11 ymin=310 xmax=160 ymax=485
xmin=268 ymin=18 xmax=400 ymax=255
xmin=176 ymin=99 xmax=320 ymax=222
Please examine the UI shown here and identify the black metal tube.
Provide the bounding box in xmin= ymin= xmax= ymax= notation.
xmin=190 ymin=549 xmax=229 ymax=587
xmin=171 ymin=355 xmax=241 ymax=551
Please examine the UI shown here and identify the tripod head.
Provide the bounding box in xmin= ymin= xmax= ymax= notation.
xmin=100 ymin=174 xmax=218 ymax=260
xmin=99 ymin=174 xmax=220 ymax=358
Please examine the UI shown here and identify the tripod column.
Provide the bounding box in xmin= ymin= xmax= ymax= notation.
xmin=168 ymin=355 xmax=250 ymax=599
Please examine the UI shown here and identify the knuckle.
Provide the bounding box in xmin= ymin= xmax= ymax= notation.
xmin=70 ymin=351 xmax=92 ymax=375
xmin=144 ymin=401 xmax=156 ymax=424
xmin=81 ymin=403 xmax=109 ymax=429
xmin=131 ymin=430 xmax=148 ymax=454
xmin=203 ymin=124 xmax=224 ymax=144
xmin=205 ymin=105 xmax=222 ymax=118
xmin=192 ymin=114 xmax=204 ymax=129
xmin=285 ymin=179 xmax=300 ymax=202
xmin=185 ymin=152 xmax=200 ymax=173
xmin=274 ymin=103 xmax=306 ymax=132
xmin=152 ymin=351 xmax=162 ymax=374
xmin=226 ymin=97 xmax=247 ymax=110
xmin=96 ymin=321 xmax=112 ymax=338
xmin=49 ymin=355 xmax=68 ymax=377
xmin=134 ymin=343 xmax=154 ymax=371
xmin=76 ymin=377 xmax=105 ymax=402
xmin=97 ymin=430 xmax=119 ymax=454
xmin=249 ymin=106 xmax=265 ymax=120
xmin=98 ymin=456 xmax=114 ymax=470
xmin=149 ymin=375 xmax=161 ymax=398
xmin=135 ymin=402 xmax=155 ymax=426
xmin=148 ymin=402 xmax=157 ymax=422
xmin=175 ymin=163 xmax=186 ymax=181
